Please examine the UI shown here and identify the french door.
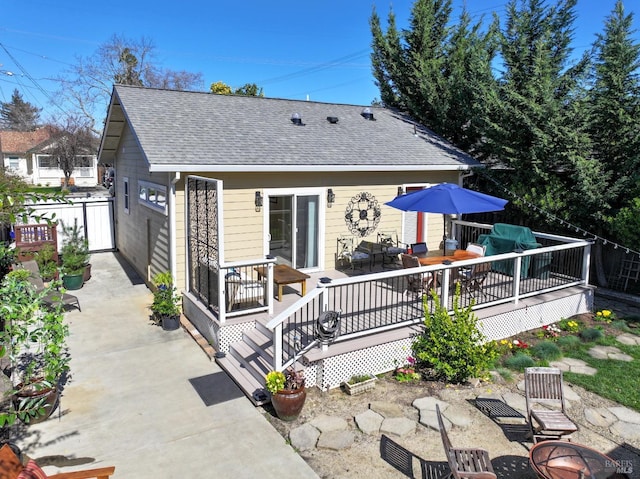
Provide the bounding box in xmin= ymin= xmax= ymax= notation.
xmin=267 ymin=191 xmax=320 ymax=270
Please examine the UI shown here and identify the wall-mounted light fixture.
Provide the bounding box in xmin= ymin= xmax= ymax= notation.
xmin=327 ymin=188 xmax=335 ymax=207
xmin=255 ymin=191 xmax=263 ymax=212
xmin=397 ymin=186 xmax=405 ymax=197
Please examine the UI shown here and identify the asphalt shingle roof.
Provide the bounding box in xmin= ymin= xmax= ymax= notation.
xmin=101 ymin=85 xmax=481 ymax=172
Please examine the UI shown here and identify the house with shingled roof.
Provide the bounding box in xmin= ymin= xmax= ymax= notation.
xmin=98 ymin=85 xmax=593 ymax=397
xmin=99 ymin=85 xmax=481 ymax=291
xmin=1 ymin=126 xmax=98 ymax=187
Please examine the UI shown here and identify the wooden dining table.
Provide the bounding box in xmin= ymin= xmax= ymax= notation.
xmin=418 ymin=249 xmax=481 ymax=266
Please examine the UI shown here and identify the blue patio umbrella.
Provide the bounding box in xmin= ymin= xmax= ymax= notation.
xmin=385 ymin=183 xmax=508 ymax=247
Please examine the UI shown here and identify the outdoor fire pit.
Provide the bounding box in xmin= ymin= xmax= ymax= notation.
xmin=529 ymin=441 xmax=628 ymax=479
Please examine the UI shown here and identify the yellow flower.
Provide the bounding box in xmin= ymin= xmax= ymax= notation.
xmin=596 ymin=311 xmax=602 ymax=317
xmin=602 ymin=310 xmax=611 ymax=317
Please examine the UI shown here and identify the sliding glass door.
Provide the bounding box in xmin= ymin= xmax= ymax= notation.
xmin=268 ymin=193 xmax=320 ymax=270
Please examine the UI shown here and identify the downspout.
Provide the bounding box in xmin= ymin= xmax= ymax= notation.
xmin=170 ymin=172 xmax=180 ymax=286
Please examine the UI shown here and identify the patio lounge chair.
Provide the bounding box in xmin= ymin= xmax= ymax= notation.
xmin=525 ymin=367 xmax=578 ymax=443
xmin=436 ymin=404 xmax=497 ymax=479
xmin=0 ymin=444 xmax=115 ymax=478
xmin=20 ymin=260 xmax=81 ymax=312
xmin=336 ymin=235 xmax=370 ymax=270
xmin=377 ymin=231 xmax=407 ymax=267
xmin=225 ymin=270 xmax=266 ymax=311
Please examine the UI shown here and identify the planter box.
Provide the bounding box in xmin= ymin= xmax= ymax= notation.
xmin=342 ymin=374 xmax=377 ymax=396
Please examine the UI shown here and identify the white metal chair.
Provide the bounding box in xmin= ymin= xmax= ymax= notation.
xmin=336 ymin=235 xmax=370 ymax=270
xmin=377 ymin=231 xmax=407 ymax=267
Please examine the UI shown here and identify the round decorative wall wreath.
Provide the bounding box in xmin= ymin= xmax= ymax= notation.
xmin=344 ymin=192 xmax=381 ymax=237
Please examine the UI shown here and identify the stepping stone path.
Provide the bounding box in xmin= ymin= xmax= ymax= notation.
xmin=288 ymin=334 xmax=640 ymax=453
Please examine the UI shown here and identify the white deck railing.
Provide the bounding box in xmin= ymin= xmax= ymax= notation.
xmin=265 ymin=223 xmax=592 ymax=371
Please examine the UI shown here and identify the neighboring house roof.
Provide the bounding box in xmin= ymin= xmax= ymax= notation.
xmin=0 ymin=127 xmax=53 ymax=155
xmin=99 ymin=85 xmax=482 ymax=173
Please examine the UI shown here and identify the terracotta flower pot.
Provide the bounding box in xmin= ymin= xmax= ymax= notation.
xmin=270 ymin=386 xmax=306 ymax=421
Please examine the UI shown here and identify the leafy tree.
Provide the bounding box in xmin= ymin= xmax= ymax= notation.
xmin=0 ymin=89 xmax=41 ymax=131
xmin=209 ymin=81 xmax=264 ymax=96
xmin=0 ymin=169 xmax=67 ymax=229
xmin=589 ymin=0 xmax=640 ymax=211
xmin=56 ymin=34 xmax=203 ymax=134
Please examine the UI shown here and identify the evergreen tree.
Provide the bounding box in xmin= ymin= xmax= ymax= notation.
xmin=589 ymin=0 xmax=640 ymax=212
xmin=484 ymin=0 xmax=602 ymax=227
xmin=370 ymin=0 xmax=496 ymax=151
xmin=0 ymin=89 xmax=41 ymax=131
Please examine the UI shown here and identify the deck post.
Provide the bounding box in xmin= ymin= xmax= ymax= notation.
xmin=513 ymin=255 xmax=522 ymax=305
xmin=273 ymin=322 xmax=283 ymax=371
xmin=318 ymin=278 xmax=331 ymax=352
xmin=267 ymin=260 xmax=274 ymax=316
xmin=582 ymin=242 xmax=592 ymax=285
xmin=441 ymin=268 xmax=451 ymax=306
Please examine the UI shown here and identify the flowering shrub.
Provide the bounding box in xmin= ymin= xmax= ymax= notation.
xmin=559 ymin=319 xmax=580 ymax=333
xmin=513 ymin=339 xmax=529 ymax=350
xmin=541 ymin=324 xmax=561 ymax=340
xmin=495 ymin=339 xmax=513 ymax=355
xmin=595 ymin=309 xmax=615 ymax=323
xmin=395 ymin=356 xmax=421 ymax=382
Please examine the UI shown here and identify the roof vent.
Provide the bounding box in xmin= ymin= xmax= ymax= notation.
xmin=361 ymin=107 xmax=375 ymax=121
xmin=326 ymin=116 xmax=339 ymax=124
xmin=291 ymin=113 xmax=304 ymax=126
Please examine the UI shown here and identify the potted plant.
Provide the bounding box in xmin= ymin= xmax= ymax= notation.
xmin=265 ymin=367 xmax=306 ymax=421
xmin=150 ymin=271 xmax=181 ymax=331
xmin=60 ymin=220 xmax=89 ymax=290
xmin=34 ymin=243 xmax=59 ymax=282
xmin=0 ymin=269 xmax=70 ymax=425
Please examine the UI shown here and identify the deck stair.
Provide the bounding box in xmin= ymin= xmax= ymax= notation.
xmin=216 ymin=326 xmax=274 ymax=405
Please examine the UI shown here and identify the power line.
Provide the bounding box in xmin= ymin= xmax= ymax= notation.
xmin=0 ymin=42 xmax=69 ymax=116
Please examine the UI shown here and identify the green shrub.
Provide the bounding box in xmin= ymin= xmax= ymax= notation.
xmin=611 ymin=320 xmax=631 ymax=332
xmin=530 ymin=341 xmax=563 ymax=361
xmin=580 ymin=327 xmax=604 ymax=342
xmin=557 ymin=335 xmax=581 ymax=351
xmin=413 ymin=286 xmax=498 ymax=383
xmin=504 ymin=352 xmax=535 ymax=371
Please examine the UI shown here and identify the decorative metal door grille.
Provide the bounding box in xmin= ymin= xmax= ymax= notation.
xmin=187 ymin=176 xmax=221 ymax=313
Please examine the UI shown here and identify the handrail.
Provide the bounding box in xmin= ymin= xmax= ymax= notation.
xmin=265 ymin=239 xmax=592 ymax=372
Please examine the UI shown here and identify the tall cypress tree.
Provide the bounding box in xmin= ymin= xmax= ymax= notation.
xmin=0 ymin=89 xmax=41 ymax=131
xmin=370 ymin=0 xmax=496 ymax=151
xmin=484 ymin=0 xmax=601 ymax=226
xmin=589 ymin=0 xmax=640 ymax=211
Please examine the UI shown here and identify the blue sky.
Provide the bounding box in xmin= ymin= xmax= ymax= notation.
xmin=0 ymin=0 xmax=636 ymax=121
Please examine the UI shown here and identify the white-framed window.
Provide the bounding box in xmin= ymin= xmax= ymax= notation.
xmin=8 ymin=156 xmax=19 ymax=170
xmin=123 ymin=177 xmax=130 ymax=214
xmin=138 ymin=180 xmax=167 ymax=214
xmin=37 ymin=155 xmax=57 ymax=169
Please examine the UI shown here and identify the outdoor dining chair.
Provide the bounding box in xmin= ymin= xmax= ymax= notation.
xmin=436 ymin=404 xmax=497 ymax=479
xmin=525 ymin=367 xmax=578 ymax=443
xmin=401 ymin=253 xmax=433 ymax=296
